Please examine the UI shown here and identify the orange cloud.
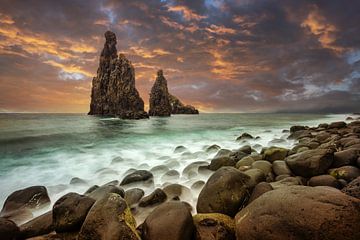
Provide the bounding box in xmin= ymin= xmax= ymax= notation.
xmin=167 ymin=5 xmax=206 ymax=21
xmin=130 ymin=46 xmax=171 ymax=58
xmin=206 ymin=24 xmax=236 ymax=35
xmin=44 ymin=60 xmax=93 ymax=77
xmin=160 ymin=16 xmax=199 ymax=33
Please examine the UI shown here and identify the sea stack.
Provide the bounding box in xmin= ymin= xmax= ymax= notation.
xmin=149 ymin=70 xmax=172 ymax=117
xmin=169 ymin=94 xmax=199 ymax=114
xmin=88 ymin=31 xmax=148 ymax=119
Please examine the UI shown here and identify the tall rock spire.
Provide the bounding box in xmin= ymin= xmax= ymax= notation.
xmin=149 ymin=70 xmax=172 ymax=117
xmin=89 ymin=31 xmax=148 ymax=119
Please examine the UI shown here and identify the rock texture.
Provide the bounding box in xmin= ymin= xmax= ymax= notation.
xmin=89 ymin=31 xmax=148 ymax=119
xmin=149 ymin=70 xmax=172 ymax=117
xmin=169 ymin=94 xmax=199 ymax=114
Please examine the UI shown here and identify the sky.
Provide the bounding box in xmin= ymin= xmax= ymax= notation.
xmin=0 ymin=0 xmax=359 ymax=113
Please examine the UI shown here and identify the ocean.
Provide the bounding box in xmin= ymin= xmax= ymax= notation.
xmin=0 ymin=113 xmax=348 ymax=216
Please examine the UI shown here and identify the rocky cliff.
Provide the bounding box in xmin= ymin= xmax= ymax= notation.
xmin=88 ymin=31 xmax=148 ymax=119
xmin=169 ymin=94 xmax=199 ymax=114
xmin=148 ymin=70 xmax=172 ymax=116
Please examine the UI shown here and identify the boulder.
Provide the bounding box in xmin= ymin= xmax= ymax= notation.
xmin=341 ymin=176 xmax=360 ymax=199
xmin=248 ymin=182 xmax=273 ymax=203
xmin=88 ymin=31 xmax=148 ymax=119
xmin=205 ymin=145 xmax=221 ymax=153
xmin=197 ymin=167 xmax=251 ymax=217
xmin=238 ymin=145 xmax=252 ymax=154
xmin=169 ymin=94 xmax=199 ymax=114
xmin=308 ymin=175 xmax=340 ymax=188
xmin=174 ymin=146 xmax=187 ymax=153
xmin=229 ymin=150 xmax=248 ymax=162
xmin=235 ymin=156 xmax=255 ymax=168
xmin=125 ymin=188 xmax=145 ymax=206
xmin=244 ymin=169 xmax=266 ymax=188
xmin=163 ymin=184 xmax=191 ymax=200
xmin=138 ymin=188 xmax=167 ymax=207
xmin=236 ymin=133 xmax=253 ymax=141
xmin=0 ymin=217 xmax=19 ymax=240
xmin=270 ymin=177 xmax=302 ymax=189
xmin=87 ymin=185 xmax=124 ymax=201
xmin=330 ymin=166 xmax=360 ymax=182
xmin=272 ymin=160 xmax=292 ymax=176
xmin=69 ymin=177 xmax=87 ymax=185
xmin=285 ymin=149 xmax=334 ymax=177
xmin=251 ymin=160 xmax=272 ymax=175
xmin=120 ymin=170 xmax=153 ymax=186
xmin=214 ymin=149 xmax=232 ymax=158
xmin=78 ymin=193 xmax=139 ymax=240
xmin=263 ymin=147 xmax=288 ymax=162
xmin=208 ymin=157 xmax=236 ymax=171
xmin=290 ymin=125 xmax=306 ymax=133
xmin=333 ymin=149 xmax=359 ymax=168
xmin=193 ymin=213 xmax=235 ymax=240
xmin=0 ymin=186 xmax=50 ymax=218
xmin=149 ymin=70 xmax=172 ymax=116
xmin=19 ymin=211 xmax=53 ymax=239
xmin=235 ymin=186 xmax=360 ymax=240
xmin=329 ymin=121 xmax=347 ymax=129
xmin=53 ymin=192 xmax=95 ymax=233
xmin=141 ymin=201 xmax=194 ymax=240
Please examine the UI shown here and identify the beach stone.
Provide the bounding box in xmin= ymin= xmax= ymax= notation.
xmin=78 ymin=193 xmax=139 ymax=240
xmin=244 ymin=169 xmax=266 ymax=188
xmin=163 ymin=184 xmax=191 ymax=200
xmin=229 ymin=150 xmax=248 ymax=162
xmin=318 ymin=123 xmax=329 ymax=128
xmin=251 ymin=160 xmax=272 ymax=175
xmin=182 ymin=161 xmax=208 ymax=176
xmin=53 ymin=192 xmax=95 ymax=233
xmin=329 ymin=166 xmax=360 ymax=182
xmin=333 ymin=149 xmax=359 ymax=167
xmin=174 ymin=145 xmax=187 ymax=153
xmin=235 ymin=186 xmax=360 ymax=240
xmin=329 ymin=121 xmax=347 ymax=129
xmin=270 ymin=177 xmax=302 ymax=189
xmin=84 ymin=185 xmax=99 ymax=195
xmin=0 ymin=217 xmax=20 ymax=240
xmin=272 ymin=160 xmax=292 ymax=176
xmin=120 ymin=170 xmax=153 ymax=185
xmin=275 ymin=174 xmax=291 ymax=181
xmin=1 ymin=186 xmax=50 ymax=217
xmin=308 ymin=175 xmax=340 ymax=188
xmin=238 ymin=145 xmax=252 ymax=154
xmin=19 ymin=211 xmax=53 ymax=239
xmin=102 ymin=180 xmax=119 ymax=186
xmin=191 ymin=181 xmax=205 ymax=190
xmin=263 ymin=147 xmax=288 ymax=162
xmin=214 ymin=149 xmax=232 ymax=158
xmin=139 ymin=188 xmax=167 ymax=207
xmin=342 ymin=177 xmax=360 ymax=199
xmin=208 ymin=157 xmax=236 ymax=171
xmin=236 ymin=133 xmax=253 ymax=141
xmin=193 ymin=213 xmax=235 ymax=240
xmin=235 ymin=156 xmax=255 ymax=168
xmin=290 ymin=125 xmax=306 ymax=133
xmin=87 ymin=185 xmax=124 ymax=201
xmin=125 ymin=188 xmax=145 ymax=206
xmin=285 ymin=149 xmax=334 ymax=177
xmin=197 ymin=167 xmax=251 ymax=217
xmin=248 ymin=182 xmax=273 ymax=203
xmin=205 ymin=144 xmax=221 ymax=153
xmin=141 ymin=201 xmax=194 ymax=240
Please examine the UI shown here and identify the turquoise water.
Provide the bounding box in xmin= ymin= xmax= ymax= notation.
xmin=0 ymin=113 xmax=348 ymax=212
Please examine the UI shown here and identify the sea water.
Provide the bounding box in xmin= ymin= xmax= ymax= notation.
xmin=0 ymin=113 xmax=349 ymax=217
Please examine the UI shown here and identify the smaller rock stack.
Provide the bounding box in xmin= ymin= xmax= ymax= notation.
xmin=148 ymin=70 xmax=172 ymax=117
xmin=169 ymin=94 xmax=199 ymax=114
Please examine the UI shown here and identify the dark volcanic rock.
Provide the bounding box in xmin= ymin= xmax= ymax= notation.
xmin=141 ymin=201 xmax=194 ymax=240
xmin=138 ymin=188 xmax=167 ymax=207
xmin=125 ymin=188 xmax=145 ymax=206
xmin=53 ymin=192 xmax=95 ymax=233
xmin=169 ymin=94 xmax=199 ymax=114
xmin=120 ymin=170 xmax=153 ymax=186
xmin=0 ymin=217 xmax=19 ymax=240
xmin=88 ymin=31 xmax=148 ymax=119
xmin=197 ymin=167 xmax=251 ymax=217
xmin=208 ymin=157 xmax=236 ymax=171
xmin=342 ymin=176 xmax=360 ymax=199
xmin=86 ymin=185 xmax=124 ymax=201
xmin=1 ymin=186 xmax=50 ymax=218
xmin=19 ymin=211 xmax=53 ymax=239
xmin=235 ymin=186 xmax=360 ymax=240
xmin=149 ymin=70 xmax=172 ymax=117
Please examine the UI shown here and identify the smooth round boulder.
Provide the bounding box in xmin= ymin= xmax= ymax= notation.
xmin=235 ymin=156 xmax=255 ymax=168
xmin=1 ymin=186 xmax=50 ymax=216
xmin=236 ymin=133 xmax=253 ymax=141
xmin=333 ymin=149 xmax=359 ymax=167
xmin=141 ymin=201 xmax=194 ymax=240
xmin=78 ymin=193 xmax=139 ymax=240
xmin=163 ymin=184 xmax=191 ymax=200
xmin=19 ymin=211 xmax=53 ymax=239
xmin=0 ymin=217 xmax=19 ymax=240
xmin=308 ymin=175 xmax=340 ymax=188
xmin=244 ymin=169 xmax=266 ymax=188
xmin=193 ymin=213 xmax=235 ymax=240
xmin=330 ymin=166 xmax=360 ymax=182
xmin=341 ymin=176 xmax=360 ymax=199
xmin=174 ymin=145 xmax=187 ymax=153
xmin=214 ymin=149 xmax=232 ymax=158
xmin=86 ymin=185 xmax=124 ymax=201
xmin=238 ymin=145 xmax=252 ymax=154
xmin=197 ymin=167 xmax=251 ymax=217
xmin=235 ymin=186 xmax=360 ymax=240
xmin=329 ymin=121 xmax=347 ymax=129
xmin=248 ymin=182 xmax=273 ymax=203
xmin=270 ymin=176 xmax=302 ymax=189
xmin=138 ymin=188 xmax=167 ymax=208
xmin=125 ymin=188 xmax=145 ymax=206
xmin=263 ymin=147 xmax=288 ymax=162
xmin=205 ymin=144 xmax=221 ymax=153
xmin=208 ymin=157 xmax=236 ymax=171
xmin=286 ymin=149 xmax=334 ymax=178
xmin=272 ymin=160 xmax=292 ymax=176
xmin=120 ymin=170 xmax=153 ymax=186
xmin=53 ymin=192 xmax=95 ymax=232
xmin=251 ymin=160 xmax=272 ymax=175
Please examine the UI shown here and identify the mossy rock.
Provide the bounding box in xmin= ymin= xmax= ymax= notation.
xmin=263 ymin=147 xmax=289 ymax=162
xmin=193 ymin=213 xmax=235 ymax=240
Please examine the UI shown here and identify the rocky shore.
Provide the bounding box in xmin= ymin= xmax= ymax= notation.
xmin=1 ymin=117 xmax=360 ymax=240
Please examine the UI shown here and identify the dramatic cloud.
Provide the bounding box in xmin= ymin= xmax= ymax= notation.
xmin=0 ymin=0 xmax=359 ymax=113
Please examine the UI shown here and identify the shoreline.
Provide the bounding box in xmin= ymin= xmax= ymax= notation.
xmin=0 ymin=114 xmax=359 ymax=239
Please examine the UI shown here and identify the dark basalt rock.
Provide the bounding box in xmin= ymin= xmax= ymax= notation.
xmin=342 ymin=176 xmax=360 ymax=199
xmin=88 ymin=31 xmax=148 ymax=119
xmin=120 ymin=170 xmax=153 ymax=186
xmin=138 ymin=188 xmax=167 ymax=207
xmin=169 ymin=94 xmax=199 ymax=114
xmin=149 ymin=70 xmax=172 ymax=117
xmin=19 ymin=211 xmax=53 ymax=239
xmin=0 ymin=217 xmax=20 ymax=240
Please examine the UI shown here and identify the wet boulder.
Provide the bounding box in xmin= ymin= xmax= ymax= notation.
xmin=19 ymin=211 xmax=53 ymax=239
xmin=235 ymin=156 xmax=255 ymax=169
xmin=248 ymin=182 xmax=273 ymax=203
xmin=141 ymin=201 xmax=194 ymax=240
xmin=197 ymin=167 xmax=251 ymax=217
xmin=163 ymin=184 xmax=191 ymax=201
xmin=53 ymin=192 xmax=95 ymax=233
xmin=205 ymin=144 xmax=221 ymax=153
xmin=330 ymin=166 xmax=360 ymax=182
xmin=272 ymin=160 xmax=292 ymax=176
xmin=139 ymin=188 xmax=167 ymax=207
xmin=193 ymin=213 xmax=235 ymax=240
xmin=120 ymin=170 xmax=153 ymax=186
xmin=244 ymin=169 xmax=266 ymax=188
xmin=214 ymin=149 xmax=232 ymax=158
xmin=329 ymin=121 xmax=347 ymax=129
xmin=333 ymin=149 xmax=359 ymax=168
xmin=290 ymin=125 xmax=306 ymax=133
xmin=236 ymin=133 xmax=253 ymax=141
xmin=0 ymin=217 xmax=19 ymax=240
xmin=342 ymin=176 xmax=360 ymax=199
xmin=125 ymin=188 xmax=145 ymax=206
xmin=78 ymin=193 xmax=139 ymax=240
xmin=308 ymin=175 xmax=340 ymax=188
xmin=285 ymin=149 xmax=334 ymax=178
xmin=87 ymin=185 xmax=124 ymax=201
xmin=208 ymin=157 xmax=236 ymax=171
xmin=235 ymin=186 xmax=360 ymax=240
xmin=251 ymin=160 xmax=272 ymax=175
xmin=263 ymin=147 xmax=288 ymax=162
